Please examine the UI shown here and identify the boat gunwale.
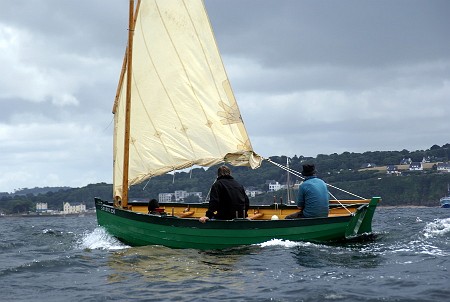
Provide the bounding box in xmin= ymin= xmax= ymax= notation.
xmin=109 ymin=199 xmax=371 ymax=210
xmin=96 ymin=200 xmax=355 ymax=230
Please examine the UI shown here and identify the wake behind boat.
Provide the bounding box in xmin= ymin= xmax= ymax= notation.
xmin=95 ymin=0 xmax=380 ymax=250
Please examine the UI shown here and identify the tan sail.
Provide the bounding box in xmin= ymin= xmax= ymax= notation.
xmin=113 ymin=0 xmax=262 ymax=200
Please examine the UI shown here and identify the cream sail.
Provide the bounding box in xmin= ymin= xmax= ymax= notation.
xmin=112 ymin=0 xmax=262 ymax=200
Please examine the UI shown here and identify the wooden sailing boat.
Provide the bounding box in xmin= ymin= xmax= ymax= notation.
xmin=95 ymin=0 xmax=380 ymax=250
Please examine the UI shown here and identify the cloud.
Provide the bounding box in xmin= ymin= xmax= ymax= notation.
xmin=230 ymin=55 xmax=450 ymax=139
xmin=0 ymin=1 xmax=122 ymax=192
xmin=0 ymin=121 xmax=112 ymax=192
xmin=0 ymin=0 xmax=449 ymax=192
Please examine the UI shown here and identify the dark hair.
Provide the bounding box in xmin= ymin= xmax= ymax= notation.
xmin=148 ymin=199 xmax=159 ymax=212
xmin=302 ymin=164 xmax=316 ymax=176
xmin=217 ymin=165 xmax=231 ymax=177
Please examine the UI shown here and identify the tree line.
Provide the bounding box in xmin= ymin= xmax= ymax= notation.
xmin=1 ymin=144 xmax=449 ymax=214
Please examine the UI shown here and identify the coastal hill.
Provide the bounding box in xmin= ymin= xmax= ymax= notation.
xmin=1 ymin=144 xmax=449 ymax=214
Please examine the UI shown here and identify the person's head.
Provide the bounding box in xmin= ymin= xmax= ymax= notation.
xmin=217 ymin=165 xmax=231 ymax=177
xmin=148 ymin=198 xmax=159 ymax=211
xmin=301 ymin=164 xmax=316 ymax=177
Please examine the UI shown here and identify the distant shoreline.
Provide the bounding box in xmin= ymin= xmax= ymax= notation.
xmin=378 ymin=205 xmax=437 ymax=209
xmin=1 ymin=211 xmax=96 ymax=218
xmin=2 ymin=206 xmax=445 ymax=218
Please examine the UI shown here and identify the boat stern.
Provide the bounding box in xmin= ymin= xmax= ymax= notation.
xmin=345 ymin=197 xmax=380 ymax=238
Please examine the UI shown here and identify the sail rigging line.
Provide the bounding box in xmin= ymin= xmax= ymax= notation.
xmin=142 ymin=177 xmax=152 ymax=190
xmin=266 ymin=158 xmax=352 ymax=214
xmin=102 ymin=116 xmax=114 ymax=133
xmin=265 ymin=158 xmax=366 ymax=200
xmin=326 ymin=183 xmax=365 ymax=200
xmin=328 ymin=191 xmax=353 ymax=215
xmin=204 ymin=177 xmax=218 ymax=203
xmin=266 ymin=158 xmax=304 ymax=179
xmin=286 ymin=157 xmax=291 ymax=202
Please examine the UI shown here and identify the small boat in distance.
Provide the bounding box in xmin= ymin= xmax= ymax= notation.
xmin=94 ymin=0 xmax=380 ymax=250
xmin=440 ymin=184 xmax=450 ymax=208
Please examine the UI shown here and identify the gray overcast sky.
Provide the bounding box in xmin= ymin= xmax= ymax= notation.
xmin=1 ymin=0 xmax=449 ymax=192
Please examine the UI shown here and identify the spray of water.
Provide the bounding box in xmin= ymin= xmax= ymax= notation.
xmin=423 ymin=217 xmax=450 ymax=239
xmin=258 ymin=238 xmax=316 ymax=248
xmin=76 ymin=227 xmax=129 ymax=250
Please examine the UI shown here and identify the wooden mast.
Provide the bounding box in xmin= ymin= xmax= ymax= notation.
xmin=121 ymin=0 xmax=135 ymax=208
xmin=112 ymin=0 xmax=141 ymax=114
xmin=286 ymin=157 xmax=290 ymax=202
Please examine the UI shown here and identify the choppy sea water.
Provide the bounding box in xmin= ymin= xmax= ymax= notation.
xmin=0 ymin=207 xmax=448 ymax=302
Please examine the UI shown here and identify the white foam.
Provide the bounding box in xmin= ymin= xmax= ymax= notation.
xmin=375 ymin=218 xmax=450 ymax=257
xmin=258 ymin=238 xmax=315 ymax=248
xmin=77 ymin=227 xmax=128 ymax=250
xmin=423 ymin=217 xmax=450 ymax=239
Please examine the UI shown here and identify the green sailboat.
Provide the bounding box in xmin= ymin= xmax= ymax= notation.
xmin=95 ymin=0 xmax=380 ymax=250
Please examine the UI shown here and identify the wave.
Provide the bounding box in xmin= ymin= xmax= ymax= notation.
xmin=358 ymin=217 xmax=450 ymax=258
xmin=41 ymin=228 xmax=64 ymax=236
xmin=423 ymin=217 xmax=450 ymax=239
xmin=76 ymin=227 xmax=128 ymax=251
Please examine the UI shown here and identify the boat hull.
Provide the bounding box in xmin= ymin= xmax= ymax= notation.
xmin=95 ymin=197 xmax=380 ymax=250
xmin=440 ymin=197 xmax=450 ymax=208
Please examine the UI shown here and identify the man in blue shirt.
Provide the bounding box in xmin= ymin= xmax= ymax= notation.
xmin=285 ymin=164 xmax=329 ymax=219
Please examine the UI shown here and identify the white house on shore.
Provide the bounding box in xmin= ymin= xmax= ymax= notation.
xmin=386 ymin=165 xmax=401 ymax=175
xmin=245 ymin=187 xmax=264 ymax=197
xmin=36 ymin=202 xmax=48 ymax=213
xmin=437 ymin=162 xmax=450 ymax=173
xmin=158 ymin=193 xmax=174 ymax=203
xmin=158 ymin=190 xmax=203 ymax=203
xmin=267 ymin=181 xmax=282 ymax=192
xmin=409 ymin=162 xmax=423 ymax=171
xmin=62 ymin=202 xmax=86 ymax=214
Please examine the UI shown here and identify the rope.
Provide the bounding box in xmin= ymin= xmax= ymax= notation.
xmin=328 ymin=191 xmax=353 ymax=215
xmin=143 ymin=177 xmax=152 ymax=190
xmin=326 ymin=183 xmax=365 ymax=200
xmin=204 ymin=178 xmax=217 ymax=203
xmin=266 ymin=158 xmax=304 ymax=179
xmin=265 ymin=158 xmax=365 ymax=214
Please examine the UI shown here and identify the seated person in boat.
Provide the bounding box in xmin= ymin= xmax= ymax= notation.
xmin=148 ymin=198 xmax=165 ymax=215
xmin=285 ymin=164 xmax=329 ymax=219
xmin=199 ymin=165 xmax=249 ymax=223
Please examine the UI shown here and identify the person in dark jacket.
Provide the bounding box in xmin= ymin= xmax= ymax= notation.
xmin=148 ymin=198 xmax=160 ymax=214
xmin=148 ymin=198 xmax=166 ymax=215
xmin=199 ymin=165 xmax=249 ymax=223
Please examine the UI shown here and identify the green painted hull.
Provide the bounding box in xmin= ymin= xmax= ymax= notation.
xmin=95 ymin=197 xmax=380 ymax=250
